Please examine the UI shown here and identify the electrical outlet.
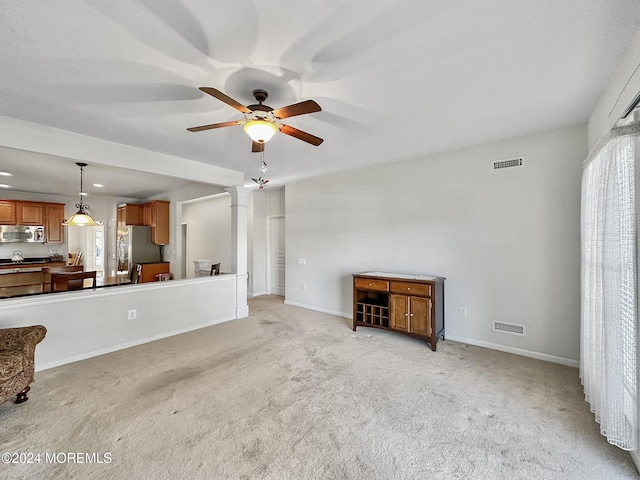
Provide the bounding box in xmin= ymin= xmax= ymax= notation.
xmin=128 ymin=309 xmax=137 ymax=320
xmin=459 ymin=307 xmax=468 ymax=317
xmin=298 ymin=258 xmax=307 ymax=265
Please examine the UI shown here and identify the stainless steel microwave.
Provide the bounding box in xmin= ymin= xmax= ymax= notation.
xmin=0 ymin=225 xmax=45 ymax=243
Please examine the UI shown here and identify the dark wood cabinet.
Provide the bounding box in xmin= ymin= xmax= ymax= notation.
xmin=353 ymin=272 xmax=445 ymax=351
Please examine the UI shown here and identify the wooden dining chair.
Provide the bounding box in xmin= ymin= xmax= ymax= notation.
xmin=42 ymin=266 xmax=84 ymax=292
xmin=72 ymin=252 xmax=83 ymax=266
xmin=50 ymin=271 xmax=97 ymax=292
xmin=130 ymin=263 xmax=142 ymax=284
xmin=210 ymin=263 xmax=221 ymax=276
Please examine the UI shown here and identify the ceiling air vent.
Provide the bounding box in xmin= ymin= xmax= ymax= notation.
xmin=492 ymin=320 xmax=526 ymax=336
xmin=492 ymin=156 xmax=525 ymax=171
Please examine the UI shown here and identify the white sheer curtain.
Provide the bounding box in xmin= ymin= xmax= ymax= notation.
xmin=581 ymin=133 xmax=638 ymax=450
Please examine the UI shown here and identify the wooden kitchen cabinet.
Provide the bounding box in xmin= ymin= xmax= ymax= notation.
xmin=45 ymin=203 xmax=65 ymax=243
xmin=17 ymin=201 xmax=44 ymax=225
xmin=0 ymin=201 xmax=65 ymax=242
xmin=117 ymin=204 xmax=143 ymax=226
xmin=353 ymin=272 xmax=445 ymax=351
xmin=144 ymin=200 xmax=170 ymax=245
xmin=0 ymin=201 xmax=16 ymax=225
xmin=118 ymin=201 xmax=169 ymax=245
xmin=139 ymin=262 xmax=170 ymax=283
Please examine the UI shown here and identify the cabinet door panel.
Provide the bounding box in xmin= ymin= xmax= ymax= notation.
xmin=410 ymin=296 xmax=432 ymax=337
xmin=390 ymin=294 xmax=409 ymax=332
xmin=0 ymin=201 xmax=16 ymax=225
xmin=18 ymin=202 xmax=44 ymax=225
xmin=45 ymin=204 xmax=65 ymax=243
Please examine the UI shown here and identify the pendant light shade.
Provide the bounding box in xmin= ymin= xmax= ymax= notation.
xmin=63 ymin=163 xmax=103 ymax=227
xmin=63 ymin=211 xmax=101 ymax=227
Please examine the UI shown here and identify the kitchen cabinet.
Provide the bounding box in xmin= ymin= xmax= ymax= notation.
xmin=144 ymin=200 xmax=170 ymax=245
xmin=118 ymin=201 xmax=169 ymax=245
xmin=0 ymin=200 xmax=65 ymax=241
xmin=45 ymin=203 xmax=65 ymax=243
xmin=353 ymin=272 xmax=445 ymax=351
xmin=139 ymin=262 xmax=170 ymax=283
xmin=117 ymin=204 xmax=143 ymax=226
xmin=0 ymin=201 xmax=16 ymax=225
xmin=17 ymin=202 xmax=44 ymax=225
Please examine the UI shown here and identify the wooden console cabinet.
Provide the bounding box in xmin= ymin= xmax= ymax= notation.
xmin=353 ymin=272 xmax=445 ymax=351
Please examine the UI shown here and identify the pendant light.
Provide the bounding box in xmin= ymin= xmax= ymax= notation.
xmin=63 ymin=162 xmax=103 ymax=227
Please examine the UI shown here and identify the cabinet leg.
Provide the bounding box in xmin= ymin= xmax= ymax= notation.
xmin=15 ymin=386 xmax=30 ymax=404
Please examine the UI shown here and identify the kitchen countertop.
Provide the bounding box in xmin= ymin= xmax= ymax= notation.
xmin=0 ymin=267 xmax=44 ymax=274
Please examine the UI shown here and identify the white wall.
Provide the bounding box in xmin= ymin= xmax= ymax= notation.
xmin=181 ymin=194 xmax=232 ymax=276
xmin=0 ymin=276 xmax=240 ymax=370
xmin=285 ymin=124 xmax=587 ymax=365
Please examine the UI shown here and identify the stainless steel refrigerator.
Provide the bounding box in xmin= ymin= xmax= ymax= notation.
xmin=116 ymin=226 xmax=162 ymax=277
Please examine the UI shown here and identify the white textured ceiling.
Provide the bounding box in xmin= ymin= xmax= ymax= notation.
xmin=0 ymin=0 xmax=639 ymax=197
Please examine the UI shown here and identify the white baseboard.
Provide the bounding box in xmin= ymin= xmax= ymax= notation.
xmin=36 ymin=314 xmax=237 ymax=372
xmin=249 ymin=291 xmax=267 ymax=298
xmin=282 ymin=301 xmax=579 ymax=368
xmin=446 ymin=334 xmax=580 ymax=368
xmin=284 ymin=299 xmax=351 ymax=319
xmin=630 ymin=450 xmax=640 ymax=474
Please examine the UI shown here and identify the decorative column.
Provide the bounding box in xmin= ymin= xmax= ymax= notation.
xmin=225 ymin=186 xmax=250 ymax=318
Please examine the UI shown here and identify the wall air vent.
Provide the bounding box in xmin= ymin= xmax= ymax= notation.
xmin=492 ymin=156 xmax=525 ymax=171
xmin=492 ymin=320 xmax=526 ymax=336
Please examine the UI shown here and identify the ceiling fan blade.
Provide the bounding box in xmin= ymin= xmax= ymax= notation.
xmin=187 ymin=120 xmax=242 ymax=132
xmin=279 ymin=124 xmax=324 ymax=146
xmin=272 ymin=100 xmax=321 ymax=119
xmin=252 ymin=141 xmax=265 ymax=153
xmin=199 ymin=87 xmax=252 ymax=114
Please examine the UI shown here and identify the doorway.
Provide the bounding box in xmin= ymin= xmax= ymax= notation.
xmin=83 ymin=225 xmax=104 ymax=277
xmin=267 ymin=215 xmax=285 ymax=296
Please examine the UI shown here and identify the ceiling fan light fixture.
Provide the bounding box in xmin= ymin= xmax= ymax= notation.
xmin=243 ymin=120 xmax=278 ymax=144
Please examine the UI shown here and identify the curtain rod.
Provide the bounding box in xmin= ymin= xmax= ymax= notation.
xmin=610 ymin=122 xmax=640 ymax=138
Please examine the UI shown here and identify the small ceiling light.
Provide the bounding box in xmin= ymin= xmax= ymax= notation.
xmin=63 ymin=162 xmax=103 ymax=227
xmin=0 ymin=172 xmax=12 ymax=176
xmin=0 ymin=184 xmax=10 ymax=188
xmin=243 ymin=120 xmax=278 ymax=144
xmin=93 ymin=183 xmax=104 ymax=188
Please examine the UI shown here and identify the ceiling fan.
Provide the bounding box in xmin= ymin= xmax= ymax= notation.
xmin=187 ymin=87 xmax=323 ymax=152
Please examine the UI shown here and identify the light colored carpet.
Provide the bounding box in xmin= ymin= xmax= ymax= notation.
xmin=0 ymin=295 xmax=636 ymax=479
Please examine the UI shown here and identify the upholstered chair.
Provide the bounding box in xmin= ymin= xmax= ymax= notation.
xmin=0 ymin=326 xmax=47 ymax=405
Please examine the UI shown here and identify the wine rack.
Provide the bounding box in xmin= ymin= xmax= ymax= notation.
xmin=355 ymin=301 xmax=389 ymax=327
